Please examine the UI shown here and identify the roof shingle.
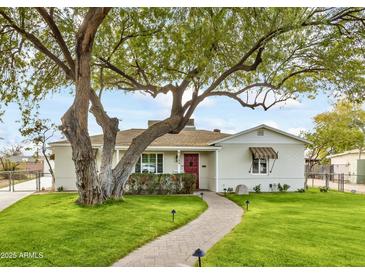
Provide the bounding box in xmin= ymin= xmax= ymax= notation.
xmin=50 ymin=129 xmax=231 ymax=147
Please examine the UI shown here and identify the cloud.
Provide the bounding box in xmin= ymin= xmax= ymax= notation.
xmin=272 ymin=98 xmax=303 ymax=109
xmin=133 ymin=88 xmax=216 ymax=112
xmin=260 ymin=120 xmax=280 ymax=129
xmin=196 ymin=117 xmax=242 ymax=134
xmin=287 ymin=127 xmax=307 ymax=136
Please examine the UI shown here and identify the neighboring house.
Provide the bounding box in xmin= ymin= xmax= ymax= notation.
xmin=49 ymin=121 xmax=309 ymax=192
xmin=328 ymin=149 xmax=365 ymax=184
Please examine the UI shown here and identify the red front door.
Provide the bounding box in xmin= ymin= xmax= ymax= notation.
xmin=184 ymin=154 xmax=199 ymax=189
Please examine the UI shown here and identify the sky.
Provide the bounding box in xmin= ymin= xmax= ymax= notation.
xmin=0 ymin=87 xmax=337 ymax=153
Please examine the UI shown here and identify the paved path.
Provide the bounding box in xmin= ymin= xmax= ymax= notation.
xmin=113 ymin=191 xmax=243 ymax=267
xmin=0 ymin=177 xmax=52 ymax=212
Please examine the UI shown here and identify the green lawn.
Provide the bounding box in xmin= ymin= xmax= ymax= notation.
xmin=204 ymin=189 xmax=365 ymax=266
xmin=0 ymin=193 xmax=207 ymax=266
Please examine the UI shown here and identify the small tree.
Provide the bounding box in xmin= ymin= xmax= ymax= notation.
xmin=304 ymin=100 xmax=365 ymax=188
xmin=20 ymin=118 xmax=57 ymax=190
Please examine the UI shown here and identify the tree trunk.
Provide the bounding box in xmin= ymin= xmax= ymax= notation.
xmin=61 ymin=8 xmax=110 ymax=205
xmin=41 ymin=146 xmax=56 ymax=191
xmin=89 ymin=90 xmax=119 ymax=198
xmin=111 ymin=116 xmax=185 ymax=198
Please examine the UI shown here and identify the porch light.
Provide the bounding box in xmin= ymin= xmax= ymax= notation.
xmin=245 ymin=200 xmax=250 ymax=211
xmin=171 ymin=209 xmax=176 ymax=222
xmin=192 ymin=248 xmax=205 ymax=267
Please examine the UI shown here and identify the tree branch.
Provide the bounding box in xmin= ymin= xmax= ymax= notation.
xmin=0 ymin=9 xmax=73 ymax=79
xmin=36 ymin=7 xmax=75 ymax=77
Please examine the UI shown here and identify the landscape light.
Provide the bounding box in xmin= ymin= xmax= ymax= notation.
xmin=245 ymin=200 xmax=250 ymax=211
xmin=192 ymin=248 xmax=205 ymax=267
xmin=171 ymin=209 xmax=176 ymax=222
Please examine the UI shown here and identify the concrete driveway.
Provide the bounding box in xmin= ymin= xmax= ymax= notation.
xmin=0 ymin=177 xmax=52 ymax=212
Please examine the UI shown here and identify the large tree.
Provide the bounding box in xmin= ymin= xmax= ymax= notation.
xmin=305 ymin=100 xmax=365 ymax=167
xmin=0 ymin=8 xmax=364 ymax=204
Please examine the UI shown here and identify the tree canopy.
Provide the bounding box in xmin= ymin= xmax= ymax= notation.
xmin=0 ymin=7 xmax=364 ymax=204
xmin=305 ymin=100 xmax=365 ymax=165
xmin=1 ymin=8 xmax=364 ymax=120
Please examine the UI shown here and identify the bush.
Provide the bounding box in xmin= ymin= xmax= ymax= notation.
xmin=253 ymin=184 xmax=261 ymax=193
xmin=227 ymin=187 xmax=234 ymax=193
xmin=57 ymin=186 xmax=64 ymax=192
xmin=124 ymin=173 xmax=196 ymax=195
xmin=297 ymin=188 xmax=305 ymax=193
xmin=278 ymin=183 xmax=290 ymax=192
xmin=319 ymin=186 xmax=329 ymax=192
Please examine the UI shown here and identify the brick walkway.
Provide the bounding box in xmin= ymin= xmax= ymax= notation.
xmin=113 ymin=191 xmax=243 ymax=267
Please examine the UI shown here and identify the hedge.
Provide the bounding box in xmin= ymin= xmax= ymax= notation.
xmin=124 ymin=173 xmax=196 ymax=195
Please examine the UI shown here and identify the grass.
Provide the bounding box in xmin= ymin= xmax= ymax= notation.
xmin=0 ymin=193 xmax=207 ymax=266
xmin=204 ymin=188 xmax=365 ymax=266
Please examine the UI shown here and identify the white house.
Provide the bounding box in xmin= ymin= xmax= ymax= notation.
xmin=50 ymin=121 xmax=309 ymax=192
xmin=328 ymin=149 xmax=365 ymax=184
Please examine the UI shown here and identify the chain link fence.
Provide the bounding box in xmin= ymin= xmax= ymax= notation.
xmin=0 ymin=170 xmax=53 ymax=192
xmin=306 ymin=172 xmax=365 ymax=194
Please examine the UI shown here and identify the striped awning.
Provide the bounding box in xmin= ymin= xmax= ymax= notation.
xmin=249 ymin=147 xmax=278 ymax=159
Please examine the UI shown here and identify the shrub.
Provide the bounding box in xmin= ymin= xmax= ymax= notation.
xmin=57 ymin=186 xmax=64 ymax=192
xmin=227 ymin=187 xmax=234 ymax=193
xmin=319 ymin=186 xmax=329 ymax=192
xmin=297 ymin=188 xmax=305 ymax=193
xmin=125 ymin=173 xmax=196 ymax=195
xmin=278 ymin=183 xmax=290 ymax=192
xmin=1 ymin=159 xmax=19 ymax=171
xmin=253 ymin=184 xmax=261 ymax=193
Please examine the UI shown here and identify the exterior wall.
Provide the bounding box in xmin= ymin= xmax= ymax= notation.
xmin=330 ymin=153 xmax=365 ymax=183
xmin=53 ymin=146 xmax=216 ymax=191
xmin=53 ymin=146 xmax=77 ymax=190
xmin=217 ymin=142 xmax=305 ymax=192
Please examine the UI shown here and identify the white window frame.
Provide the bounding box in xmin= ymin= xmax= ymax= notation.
xmin=251 ymin=157 xmax=269 ymax=175
xmin=135 ymin=152 xmax=164 ymax=174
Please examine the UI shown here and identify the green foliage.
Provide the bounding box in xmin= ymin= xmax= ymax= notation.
xmin=304 ymin=100 xmax=365 ymax=164
xmin=0 ymin=8 xmax=364 ymax=123
xmin=57 ymin=186 xmax=64 ymax=192
xmin=125 ymin=173 xmax=196 ymax=194
xmin=253 ymin=184 xmax=261 ymax=193
xmin=278 ymin=183 xmax=290 ymax=192
xmin=0 ymin=159 xmax=18 ymax=171
xmin=297 ymin=188 xmax=305 ymax=193
xmin=319 ymin=186 xmax=329 ymax=192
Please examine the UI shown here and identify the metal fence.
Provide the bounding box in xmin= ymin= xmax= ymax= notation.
xmin=306 ymin=172 xmax=365 ymax=194
xmin=0 ymin=170 xmax=53 ymax=192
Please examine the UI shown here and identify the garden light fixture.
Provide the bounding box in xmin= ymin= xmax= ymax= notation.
xmin=171 ymin=209 xmax=176 ymax=222
xmin=192 ymin=248 xmax=205 ymax=267
xmin=245 ymin=200 xmax=250 ymax=211
xmin=200 ymin=192 xmax=204 ymax=199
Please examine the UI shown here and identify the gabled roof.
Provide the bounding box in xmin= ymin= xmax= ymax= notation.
xmin=50 ymin=128 xmax=231 ymax=147
xmin=327 ymin=149 xmax=364 ymax=158
xmin=209 ymin=124 xmax=311 ymax=145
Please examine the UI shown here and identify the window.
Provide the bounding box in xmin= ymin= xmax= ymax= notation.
xmin=135 ymin=153 xmax=163 ymax=174
xmin=252 ymin=158 xmax=268 ymax=174
xmin=257 ymin=129 xmax=264 ymax=136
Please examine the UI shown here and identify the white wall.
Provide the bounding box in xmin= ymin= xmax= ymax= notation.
xmin=217 ymin=143 xmax=305 ymax=192
xmin=216 ymin=128 xmax=306 ymax=192
xmin=53 ymin=146 xmax=77 ymax=190
xmin=53 ymin=147 xmax=216 ymax=191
